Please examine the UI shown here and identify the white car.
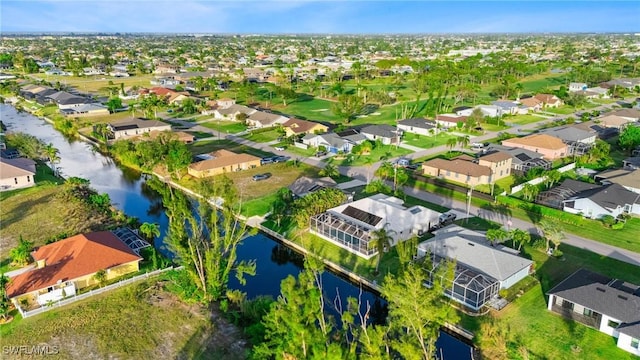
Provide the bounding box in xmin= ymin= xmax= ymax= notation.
xmin=275 ymin=146 xmax=285 ymax=151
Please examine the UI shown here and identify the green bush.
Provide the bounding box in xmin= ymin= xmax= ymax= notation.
xmin=553 ymin=249 xmax=564 ymax=258
xmin=531 ymin=237 xmax=546 ymax=249
xmin=601 ymin=215 xmax=616 ymax=228
xmin=611 ymin=222 xmax=625 ymax=230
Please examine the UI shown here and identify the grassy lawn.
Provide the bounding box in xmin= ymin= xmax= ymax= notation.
xmin=545 ymin=106 xmax=579 ymax=115
xmin=240 ymin=192 xmax=278 ymax=217
xmin=242 ymin=128 xmax=282 ymax=143
xmin=178 ymin=162 xmax=322 ymax=202
xmin=519 ymin=74 xmax=567 ymax=93
xmin=0 ymin=181 xmax=117 ymax=265
xmin=199 ymin=120 xmax=247 ymax=135
xmin=337 ymin=145 xmax=412 ymax=166
xmin=505 ymin=114 xmax=548 ymax=125
xmin=187 ymin=139 xmax=271 ymax=158
xmin=402 ymin=132 xmax=457 ymax=149
xmin=0 ymin=279 xmax=245 ymax=359
xmin=269 ymin=97 xmax=340 ymax=122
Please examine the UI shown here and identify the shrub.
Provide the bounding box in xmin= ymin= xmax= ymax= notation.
xmin=553 ymin=249 xmax=564 ymax=258
xmin=531 ymin=237 xmax=546 ymax=249
xmin=601 ymin=215 xmax=616 ymax=228
xmin=611 ymin=222 xmax=625 ymax=230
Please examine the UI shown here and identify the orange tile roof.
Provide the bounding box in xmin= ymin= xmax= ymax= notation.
xmin=189 ymin=150 xmax=260 ymax=171
xmin=502 ymin=134 xmax=566 ymax=150
xmin=6 ymin=232 xmax=141 ymax=298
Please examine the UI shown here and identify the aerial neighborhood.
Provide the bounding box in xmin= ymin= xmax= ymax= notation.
xmin=1 ymin=28 xmax=640 ymax=360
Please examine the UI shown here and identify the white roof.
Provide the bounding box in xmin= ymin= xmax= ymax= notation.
xmin=419 ymin=226 xmax=533 ymax=282
xmin=329 ymin=194 xmax=440 ymax=236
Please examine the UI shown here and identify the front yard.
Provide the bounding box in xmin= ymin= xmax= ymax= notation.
xmin=241 ymin=128 xmax=282 ymax=143
xmin=401 ymin=132 xmax=458 ymax=149
xmin=199 ymin=120 xmax=247 ymax=135
xmin=336 ymin=145 xmax=412 ymax=166
xmin=504 ymin=114 xmax=548 ymax=125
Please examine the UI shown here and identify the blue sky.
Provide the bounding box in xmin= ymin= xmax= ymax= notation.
xmin=2 ymin=1 xmax=639 ymax=34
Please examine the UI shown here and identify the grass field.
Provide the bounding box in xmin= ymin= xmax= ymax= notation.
xmin=241 ymin=128 xmax=282 ymax=143
xmin=187 ymin=139 xmax=271 ymax=158
xmin=505 ymin=114 xmax=548 ymax=125
xmin=0 ymin=180 xmax=116 ymax=270
xmin=199 ymin=120 xmax=247 ymax=135
xmin=0 ymin=279 xmax=247 ymax=359
xmin=402 ymin=132 xmax=458 ymax=149
xmin=519 ymin=74 xmax=568 ymax=94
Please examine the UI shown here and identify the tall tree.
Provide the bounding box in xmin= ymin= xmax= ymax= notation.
xmin=521 ymin=183 xmax=540 ymax=202
xmin=44 ymin=143 xmax=60 ymax=174
xmin=9 ymin=235 xmax=34 ymax=266
xmin=150 ymin=177 xmax=257 ymax=302
xmin=509 ymin=228 xmax=531 ymax=251
xmin=486 ymin=228 xmax=509 ymax=247
xmin=332 ymin=94 xmax=364 ymax=124
xmin=139 ymin=222 xmax=160 ymax=241
xmin=544 ymin=169 xmax=562 ymax=189
xmin=538 ymin=219 xmax=565 ymax=253
xmin=371 ymin=225 xmax=395 ymax=275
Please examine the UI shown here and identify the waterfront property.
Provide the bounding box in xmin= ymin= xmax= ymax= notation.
xmin=6 ymin=229 xmax=145 ymax=308
xmin=0 ymin=157 xmax=36 ymax=191
xmin=187 ymin=149 xmax=261 ymax=178
xmin=547 ymin=269 xmax=640 ymax=357
xmin=107 ymin=118 xmax=172 ymax=140
xmin=288 ymin=176 xmax=337 ymax=198
xmin=309 ymin=194 xmax=440 ymax=259
xmin=417 ymin=225 xmax=534 ymax=311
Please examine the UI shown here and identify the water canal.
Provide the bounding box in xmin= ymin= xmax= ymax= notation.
xmin=0 ymin=103 xmax=474 ymax=359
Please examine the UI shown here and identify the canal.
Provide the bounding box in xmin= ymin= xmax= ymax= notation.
xmin=0 ymin=103 xmax=474 ymax=359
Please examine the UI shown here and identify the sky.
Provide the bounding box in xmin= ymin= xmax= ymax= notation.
xmin=2 ymin=1 xmax=639 ymax=34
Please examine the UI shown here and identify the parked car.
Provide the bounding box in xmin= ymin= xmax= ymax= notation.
xmin=273 ymin=155 xmax=290 ymax=163
xmin=275 ymin=146 xmax=285 ymax=151
xmin=252 ymin=173 xmax=271 ymax=181
xmin=438 ymin=212 xmax=457 ymax=224
xmin=315 ymin=151 xmax=327 ymax=157
xmin=260 ymin=157 xmax=274 ymax=165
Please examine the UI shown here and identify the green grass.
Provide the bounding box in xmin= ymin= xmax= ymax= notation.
xmin=454 ymin=216 xmax=501 ymax=231
xmin=545 ymin=106 xmax=579 ymax=115
xmin=402 ymin=132 xmax=458 ymax=149
xmin=505 ymin=114 xmax=548 ymax=125
xmin=199 ymin=120 xmax=247 ymax=135
xmin=187 ymin=139 xmax=271 ymax=158
xmin=0 ymin=280 xmax=224 ymax=359
xmin=240 ymin=192 xmax=278 ymax=217
xmin=242 ymin=129 xmax=282 ymax=143
xmin=280 ymin=143 xmax=317 ymax=158
xmin=519 ymin=74 xmax=567 ymax=93
xmin=337 ymin=145 xmax=412 ymax=166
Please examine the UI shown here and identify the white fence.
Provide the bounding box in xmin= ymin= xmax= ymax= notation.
xmin=511 ymin=163 xmax=576 ymax=195
xmin=16 ymin=266 xmax=182 ymax=318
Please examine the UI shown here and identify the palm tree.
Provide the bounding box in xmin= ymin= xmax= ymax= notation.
xmin=319 ymin=161 xmax=339 ymax=179
xmin=521 ymin=183 xmax=540 ymax=202
xmin=538 ymin=219 xmax=565 ymax=254
xmin=544 ymin=169 xmax=562 ymax=189
xmin=9 ymin=235 xmax=33 ymax=266
xmin=446 ymin=137 xmax=458 ymax=153
xmin=371 ymin=225 xmax=395 ymax=275
xmin=139 ymin=222 xmax=160 ymax=242
xmin=44 ymin=143 xmax=60 ymax=175
xmin=457 ymin=135 xmax=470 ymax=150
xmin=93 ymin=269 xmax=107 ymax=287
xmin=509 ymin=228 xmax=531 ymax=251
xmin=0 ymin=274 xmax=10 ymax=321
xmin=486 ymin=228 xmax=509 ymax=247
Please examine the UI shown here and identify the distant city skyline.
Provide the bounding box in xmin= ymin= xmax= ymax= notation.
xmin=2 ymin=1 xmax=639 ymax=34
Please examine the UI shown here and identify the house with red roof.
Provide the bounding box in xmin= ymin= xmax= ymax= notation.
xmin=5 ymin=231 xmax=143 ymax=307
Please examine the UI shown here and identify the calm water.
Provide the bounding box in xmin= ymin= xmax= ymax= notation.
xmin=0 ymin=103 xmax=473 ymax=359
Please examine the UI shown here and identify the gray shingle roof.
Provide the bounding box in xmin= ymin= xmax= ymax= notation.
xmin=360 ymin=124 xmax=398 ymax=139
xmin=572 ymin=183 xmax=640 ymax=210
xmin=548 ymin=269 xmax=640 ymax=337
xmin=398 ymin=118 xmax=436 ymax=130
xmin=540 ymin=126 xmax=594 ymax=143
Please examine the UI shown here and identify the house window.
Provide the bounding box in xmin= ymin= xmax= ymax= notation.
xmin=561 ymin=300 xmax=574 ymax=310
xmin=27 ymin=175 xmax=31 ymax=183
xmin=446 ymin=171 xmax=450 ymax=176
xmin=14 ymin=178 xmax=18 ymax=184
xmin=583 ymin=308 xmax=593 ymax=317
xmin=608 ymin=320 xmax=620 ymax=328
xmin=631 ymin=338 xmax=639 ymax=349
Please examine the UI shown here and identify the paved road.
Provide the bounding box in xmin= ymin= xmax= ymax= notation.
xmin=163 ymin=101 xmax=640 ymax=267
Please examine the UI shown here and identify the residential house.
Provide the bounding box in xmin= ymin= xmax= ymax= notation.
xmin=547 ymin=269 xmax=640 ymax=357
xmin=609 ymin=109 xmax=640 ymax=122
xmin=6 ymin=230 xmax=144 ymax=306
xmin=501 ymin=134 xmax=568 ymax=160
xmin=188 ymin=150 xmax=261 ymax=178
xmin=216 ymin=98 xmax=236 ymax=109
xmin=453 ymin=106 xmax=474 ymax=116
xmin=47 ymin=91 xmax=88 ymax=109
xmin=478 ymin=151 xmax=513 ymax=180
xmin=597 ymin=115 xmax=634 ymax=131
xmin=562 ymin=183 xmax=640 ymax=219
xmin=309 ymin=194 xmax=441 ymax=259
xmin=83 ymin=67 xmax=104 ymax=76
xmin=569 ymin=82 xmax=588 ymax=92
xmin=282 ymin=118 xmax=328 ymax=137
xmin=492 ymin=100 xmax=526 ymax=115
xmin=397 ymin=118 xmax=438 ymax=136
xmin=595 ymin=169 xmax=640 ymax=194
xmin=155 ymin=63 xmax=180 ymax=74
xmin=422 ymin=157 xmax=493 ymax=187
xmin=149 ymin=77 xmax=180 ymax=88
xmin=246 ymin=111 xmax=289 ymax=128
xmin=586 ymin=87 xmax=611 ymax=99
xmin=484 ymin=145 xmax=552 ymax=173
xmin=518 ymin=97 xmax=543 ymax=112
xmin=143 ymin=130 xmax=195 ymax=144
xmin=301 ymin=129 xmax=366 ymax=154
xmin=107 ymin=118 xmax=172 ymax=140
xmin=435 ymin=114 xmax=468 ymax=129
xmin=571 ymin=121 xmax=619 ymax=140
xmin=534 ymin=94 xmax=563 ymax=108
xmin=0 ymin=72 xmax=17 ymax=81
xmin=359 ymin=125 xmax=401 ymax=145
xmin=476 ymin=105 xmax=503 ymax=118
xmin=417 ymin=225 xmax=534 ymax=310
xmin=0 ymin=157 xmax=36 ymax=191
xmin=539 ymin=126 xmax=596 ymax=155
xmin=288 ymin=176 xmax=337 ymax=198
xmin=537 ymin=179 xmax=602 ymax=209
xmin=60 ymin=103 xmax=110 ymax=117
xmin=210 ymin=104 xmax=257 ymax=120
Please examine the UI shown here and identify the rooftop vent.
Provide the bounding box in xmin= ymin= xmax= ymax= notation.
xmin=596 ymin=287 xmax=606 ymax=293
xmin=618 ymin=295 xmax=628 ymax=301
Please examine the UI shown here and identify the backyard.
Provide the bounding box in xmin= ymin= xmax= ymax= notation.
xmin=402 ymin=132 xmax=459 ymax=149
xmin=336 ymin=144 xmax=412 ymax=166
